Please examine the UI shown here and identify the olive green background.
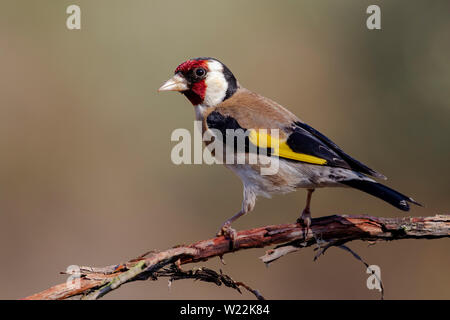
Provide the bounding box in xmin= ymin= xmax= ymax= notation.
xmin=0 ymin=0 xmax=449 ymax=299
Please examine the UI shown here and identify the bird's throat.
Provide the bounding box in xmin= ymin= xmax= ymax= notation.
xmin=183 ymin=81 xmax=207 ymax=106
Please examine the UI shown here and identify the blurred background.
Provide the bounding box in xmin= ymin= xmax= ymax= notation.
xmin=0 ymin=0 xmax=449 ymax=299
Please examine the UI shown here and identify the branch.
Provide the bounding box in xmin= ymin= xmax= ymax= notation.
xmin=23 ymin=214 xmax=449 ymax=300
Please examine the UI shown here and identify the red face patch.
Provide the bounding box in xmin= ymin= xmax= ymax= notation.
xmin=174 ymin=59 xmax=209 ymax=74
xmin=174 ymin=59 xmax=209 ymax=105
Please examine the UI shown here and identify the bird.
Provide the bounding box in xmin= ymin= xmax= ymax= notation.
xmin=158 ymin=57 xmax=420 ymax=240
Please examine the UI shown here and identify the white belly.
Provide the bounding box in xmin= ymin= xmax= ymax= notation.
xmin=225 ymin=155 xmax=371 ymax=198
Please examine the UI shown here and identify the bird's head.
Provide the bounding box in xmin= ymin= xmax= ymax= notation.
xmin=158 ymin=57 xmax=238 ymax=107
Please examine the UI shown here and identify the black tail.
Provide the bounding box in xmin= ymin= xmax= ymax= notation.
xmin=341 ymin=180 xmax=421 ymax=211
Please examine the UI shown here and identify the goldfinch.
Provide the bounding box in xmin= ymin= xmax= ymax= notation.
xmin=159 ymin=57 xmax=420 ymax=238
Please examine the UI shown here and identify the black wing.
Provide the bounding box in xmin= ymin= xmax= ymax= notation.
xmin=292 ymin=121 xmax=386 ymax=179
xmin=206 ymin=111 xmax=384 ymax=179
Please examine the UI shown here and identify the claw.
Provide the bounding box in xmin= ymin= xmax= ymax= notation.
xmin=297 ymin=208 xmax=312 ymax=241
xmin=217 ymin=223 xmax=237 ymax=250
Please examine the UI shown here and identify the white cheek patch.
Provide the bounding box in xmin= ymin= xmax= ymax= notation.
xmin=204 ymin=60 xmax=228 ymax=107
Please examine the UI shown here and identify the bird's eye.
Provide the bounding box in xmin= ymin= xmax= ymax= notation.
xmin=195 ymin=68 xmax=206 ymax=77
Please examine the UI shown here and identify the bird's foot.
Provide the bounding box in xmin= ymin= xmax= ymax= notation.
xmin=217 ymin=222 xmax=237 ymax=250
xmin=297 ymin=208 xmax=312 ymax=242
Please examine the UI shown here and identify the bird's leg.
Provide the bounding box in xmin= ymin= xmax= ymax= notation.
xmin=297 ymin=188 xmax=315 ymax=239
xmin=217 ymin=188 xmax=256 ymax=249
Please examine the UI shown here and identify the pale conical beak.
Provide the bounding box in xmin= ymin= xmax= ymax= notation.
xmin=158 ymin=74 xmax=188 ymax=92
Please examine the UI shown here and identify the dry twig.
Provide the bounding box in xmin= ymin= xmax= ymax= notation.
xmin=23 ymin=214 xmax=449 ymax=300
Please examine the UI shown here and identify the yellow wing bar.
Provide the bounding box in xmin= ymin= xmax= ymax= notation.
xmin=248 ymin=129 xmax=327 ymax=165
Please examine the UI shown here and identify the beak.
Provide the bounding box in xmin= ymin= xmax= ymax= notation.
xmin=158 ymin=74 xmax=188 ymax=92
